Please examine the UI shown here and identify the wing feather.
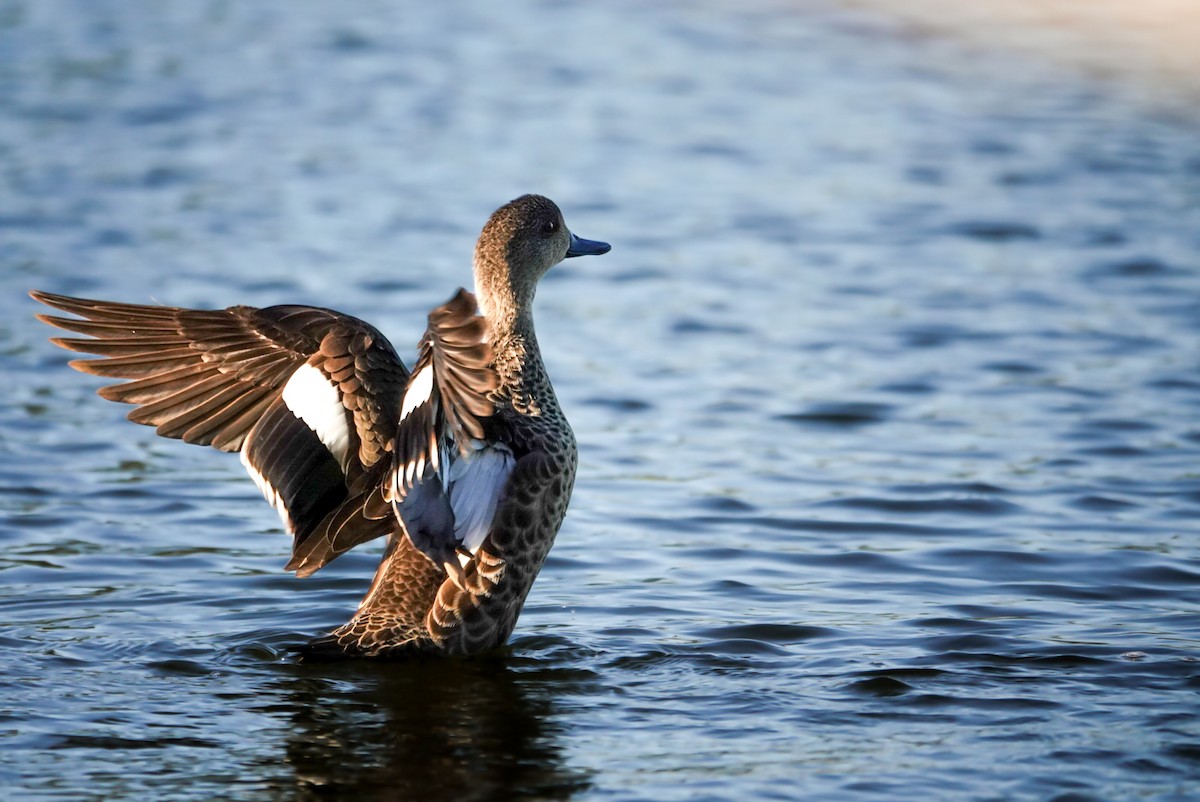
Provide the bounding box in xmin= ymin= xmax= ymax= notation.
xmin=386 ymin=289 xmax=509 ymax=575
xmin=31 ymin=290 xmax=409 ymax=574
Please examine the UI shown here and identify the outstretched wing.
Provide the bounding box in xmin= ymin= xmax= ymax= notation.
xmin=385 ymin=289 xmax=513 ymax=585
xmin=31 ymin=290 xmax=408 ymax=576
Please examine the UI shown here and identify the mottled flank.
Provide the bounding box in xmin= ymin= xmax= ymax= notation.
xmin=31 ymin=195 xmax=609 ymax=658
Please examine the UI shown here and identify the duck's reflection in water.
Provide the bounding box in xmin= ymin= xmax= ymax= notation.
xmin=275 ymin=655 xmax=593 ymax=800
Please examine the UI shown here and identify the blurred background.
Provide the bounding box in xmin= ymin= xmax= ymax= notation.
xmin=1 ymin=2 xmax=1198 ymax=801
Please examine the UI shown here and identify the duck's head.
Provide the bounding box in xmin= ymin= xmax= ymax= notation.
xmin=473 ymin=194 xmax=610 ymax=325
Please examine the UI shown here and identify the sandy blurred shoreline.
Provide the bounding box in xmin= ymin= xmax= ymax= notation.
xmin=841 ymin=0 xmax=1200 ymax=109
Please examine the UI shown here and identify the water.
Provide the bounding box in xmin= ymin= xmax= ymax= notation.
xmin=1 ymin=1 xmax=1199 ymax=800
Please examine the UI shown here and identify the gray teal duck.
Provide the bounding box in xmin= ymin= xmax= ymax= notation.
xmin=31 ymin=194 xmax=610 ymax=658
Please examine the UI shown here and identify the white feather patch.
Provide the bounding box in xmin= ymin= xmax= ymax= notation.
xmin=400 ymin=365 xmax=434 ymax=421
xmin=448 ymin=443 xmax=515 ymax=554
xmin=282 ymin=363 xmax=350 ymax=469
xmin=240 ymin=448 xmax=295 ymax=533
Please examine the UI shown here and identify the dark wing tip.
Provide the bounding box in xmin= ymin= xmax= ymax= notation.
xmin=32 ymin=290 xmax=157 ymax=318
xmin=34 ymin=313 xmax=70 ymax=332
xmin=35 ymin=312 xmax=108 ymax=335
xmin=48 ymin=336 xmax=89 ymax=352
xmin=286 ymin=556 xmax=323 ymax=578
xmin=29 ymin=289 xmax=69 ymax=309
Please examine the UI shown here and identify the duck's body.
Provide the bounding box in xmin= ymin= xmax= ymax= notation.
xmin=32 ymin=194 xmax=609 ymax=658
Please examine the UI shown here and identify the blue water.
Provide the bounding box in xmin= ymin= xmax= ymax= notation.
xmin=2 ymin=1 xmax=1199 ymax=800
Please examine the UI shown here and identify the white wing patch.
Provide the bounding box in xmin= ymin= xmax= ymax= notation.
xmin=390 ymin=364 xmax=439 ymax=500
xmin=399 ymin=365 xmax=434 ymax=421
xmin=448 ymin=442 xmax=515 ymax=556
xmin=282 ymin=363 xmax=350 ymax=469
xmin=240 ymin=447 xmax=296 ymax=533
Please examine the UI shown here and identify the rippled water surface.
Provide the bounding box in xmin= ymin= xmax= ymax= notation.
xmin=2 ymin=2 xmax=1199 ymax=800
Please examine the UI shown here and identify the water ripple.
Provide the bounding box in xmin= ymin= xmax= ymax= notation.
xmin=1 ymin=2 xmax=1198 ymax=801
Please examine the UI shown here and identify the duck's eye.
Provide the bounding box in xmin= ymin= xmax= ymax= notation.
xmin=543 ymin=219 xmax=558 ymax=235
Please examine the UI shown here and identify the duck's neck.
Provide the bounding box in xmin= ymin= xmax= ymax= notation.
xmin=475 ymin=269 xmax=533 ymax=342
xmin=474 ymin=258 xmax=546 ymax=412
